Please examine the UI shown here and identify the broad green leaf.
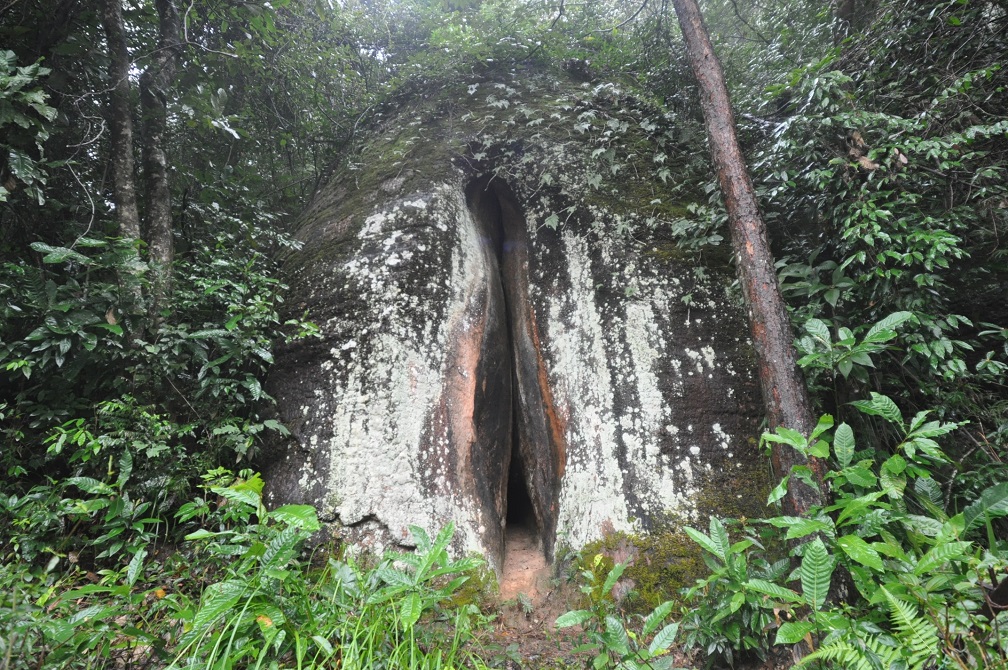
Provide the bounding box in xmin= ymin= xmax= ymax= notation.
xmin=400 ymin=591 xmax=422 ymax=628
xmin=775 ymin=621 xmax=816 ymax=645
xmin=865 ymin=311 xmax=914 ymax=341
xmin=556 ymin=609 xmax=593 ymax=628
xmin=648 ymin=622 xmax=679 ymax=654
xmin=903 ymin=514 xmax=943 ymax=538
xmin=851 ymin=392 xmax=903 ymax=428
xmin=66 ymin=477 xmax=114 ymax=495
xmin=767 ymin=476 xmax=789 ymax=505
xmin=602 ymin=562 xmax=627 ymax=595
xmin=835 ymin=492 xmax=886 ymax=527
xmin=805 ymin=318 xmax=831 ymax=344
xmin=126 ymin=548 xmax=146 ymax=587
xmin=810 ymin=414 xmax=834 ymax=442
xmin=262 ymin=525 xmax=301 ymax=568
xmin=683 ymin=526 xmax=720 ymax=560
xmin=785 ymin=518 xmax=834 ymax=541
xmin=190 ymin=579 xmax=247 ymax=635
xmin=746 ymin=579 xmax=802 ymax=603
xmin=709 ymin=517 xmax=730 ymax=561
xmin=833 ymin=423 xmax=855 ymax=468
xmin=642 ymin=600 xmax=675 ymax=637
xmin=604 ymin=615 xmax=630 ymax=655
xmin=837 ymin=534 xmax=883 ymax=570
xmin=914 ymin=541 xmax=972 ymax=575
xmin=312 ymin=635 xmax=334 ymax=657
xmin=270 ymin=504 xmax=321 ymax=531
xmin=963 ymin=482 xmax=1008 ymax=533
xmin=800 ymin=539 xmax=833 ymax=611
xmin=843 ymin=466 xmax=877 ymax=489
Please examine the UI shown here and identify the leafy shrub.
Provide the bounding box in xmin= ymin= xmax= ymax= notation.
xmin=681 ymin=395 xmax=1008 ymax=669
xmin=556 ymin=554 xmax=680 ymax=670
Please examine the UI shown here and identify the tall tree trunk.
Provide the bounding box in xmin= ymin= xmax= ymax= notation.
xmin=102 ymin=0 xmax=141 ymax=241
xmin=671 ymin=0 xmax=825 ymax=517
xmin=139 ymin=0 xmax=181 ymax=325
xmin=101 ymin=0 xmax=146 ymax=319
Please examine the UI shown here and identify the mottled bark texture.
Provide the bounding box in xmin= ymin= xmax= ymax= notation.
xmin=671 ymin=0 xmax=825 ymax=516
xmin=139 ymin=0 xmax=181 ymax=323
xmin=101 ymin=0 xmax=146 ymax=318
xmin=101 ymin=0 xmax=141 ymax=241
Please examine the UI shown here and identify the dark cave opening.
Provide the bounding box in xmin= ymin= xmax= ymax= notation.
xmin=506 ymin=417 xmax=537 ymax=531
xmin=465 ymin=174 xmax=558 ymax=561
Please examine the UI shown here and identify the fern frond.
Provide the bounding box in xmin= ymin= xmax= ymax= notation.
xmin=797 ymin=640 xmax=876 ymax=670
xmin=881 ymin=587 xmax=938 ymax=669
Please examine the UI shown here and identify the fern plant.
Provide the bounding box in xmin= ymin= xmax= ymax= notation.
xmin=682 ymin=392 xmax=1008 ymax=668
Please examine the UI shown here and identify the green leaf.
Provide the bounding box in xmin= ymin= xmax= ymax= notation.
xmin=833 ymin=423 xmax=855 ymax=469
xmin=805 ymin=318 xmax=831 ymax=344
xmin=843 ymin=465 xmax=877 ymax=488
xmin=785 ymin=518 xmax=834 ymax=541
xmin=851 ymin=392 xmax=903 ymax=428
xmin=642 ymin=600 xmax=675 ymax=637
xmin=190 ymin=579 xmax=247 ymax=636
xmin=126 ymin=548 xmax=147 ymax=587
xmin=602 ymin=562 xmax=627 ymax=595
xmin=865 ymin=311 xmax=914 ymax=342
xmin=746 ymin=579 xmax=802 ymax=603
xmin=30 ymin=242 xmax=91 ymax=265
xmin=800 ymin=539 xmax=833 ymax=611
xmin=648 ymin=622 xmax=679 ymax=655
xmin=767 ymin=476 xmax=789 ymax=505
xmin=963 ymin=482 xmax=1008 ymax=533
xmin=400 ymin=591 xmax=422 ymax=628
xmin=270 ymin=504 xmax=321 ymax=531
xmin=837 ymin=534 xmax=883 ymax=570
xmin=312 ymin=635 xmax=334 ymax=657
xmin=775 ymin=621 xmax=816 ymax=645
xmin=556 ymin=609 xmax=593 ymax=628
xmin=914 ymin=541 xmax=972 ymax=575
xmin=683 ymin=526 xmax=721 ymax=560
xmin=709 ymin=517 xmax=730 ymax=561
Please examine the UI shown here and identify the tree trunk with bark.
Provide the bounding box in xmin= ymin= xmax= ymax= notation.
xmin=139 ymin=0 xmax=181 ymax=325
xmin=101 ymin=0 xmax=147 ymax=322
xmin=671 ymin=0 xmax=825 ymax=517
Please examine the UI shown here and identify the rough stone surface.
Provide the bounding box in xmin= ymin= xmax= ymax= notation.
xmin=264 ymin=69 xmax=768 ymax=572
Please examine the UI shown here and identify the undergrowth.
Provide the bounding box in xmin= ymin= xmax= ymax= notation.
xmin=0 ymin=469 xmax=495 ymax=669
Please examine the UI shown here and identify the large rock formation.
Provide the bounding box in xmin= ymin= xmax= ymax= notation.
xmin=264 ymin=68 xmax=768 ymax=571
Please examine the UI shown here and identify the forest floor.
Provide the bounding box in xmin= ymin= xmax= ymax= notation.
xmin=481 ymin=524 xmax=792 ymax=669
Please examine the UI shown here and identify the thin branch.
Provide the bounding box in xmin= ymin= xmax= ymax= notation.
xmin=588 ymin=0 xmax=650 ymax=35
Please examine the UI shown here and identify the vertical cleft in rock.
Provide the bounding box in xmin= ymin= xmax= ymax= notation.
xmin=466 ymin=176 xmax=565 ymax=565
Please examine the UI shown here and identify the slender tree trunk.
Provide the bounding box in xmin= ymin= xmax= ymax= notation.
xmin=101 ymin=0 xmax=146 ymax=319
xmin=139 ymin=0 xmax=181 ymax=324
xmin=671 ymin=0 xmax=825 ymax=517
xmin=101 ymin=0 xmax=141 ymax=241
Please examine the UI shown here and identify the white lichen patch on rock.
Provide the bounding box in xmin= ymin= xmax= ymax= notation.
xmin=266 ymin=67 xmax=769 ymax=568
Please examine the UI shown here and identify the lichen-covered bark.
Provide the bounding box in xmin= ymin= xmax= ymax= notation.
xmin=101 ymin=0 xmax=145 ymax=316
xmin=672 ymin=0 xmax=825 ymax=516
xmin=101 ymin=0 xmax=141 ymax=243
xmin=139 ymin=0 xmax=181 ymax=324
